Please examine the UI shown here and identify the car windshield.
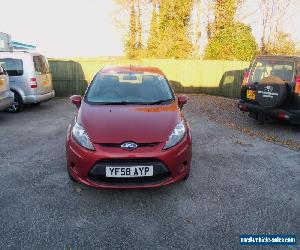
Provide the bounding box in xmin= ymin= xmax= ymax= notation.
xmin=86 ymin=71 xmax=174 ymax=104
xmin=250 ymin=59 xmax=295 ymax=83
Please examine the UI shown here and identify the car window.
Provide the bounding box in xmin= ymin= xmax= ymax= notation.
xmin=0 ymin=58 xmax=23 ymax=76
xmin=250 ymin=59 xmax=295 ymax=83
xmin=86 ymin=72 xmax=174 ymax=104
xmin=33 ymin=55 xmax=50 ymax=74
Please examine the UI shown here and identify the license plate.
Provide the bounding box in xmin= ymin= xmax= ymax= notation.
xmin=246 ymin=89 xmax=256 ymax=100
xmin=106 ymin=166 xmax=153 ymax=178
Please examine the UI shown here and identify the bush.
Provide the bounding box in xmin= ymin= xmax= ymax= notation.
xmin=204 ymin=22 xmax=258 ymax=61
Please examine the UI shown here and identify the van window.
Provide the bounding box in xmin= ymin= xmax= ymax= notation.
xmin=33 ymin=56 xmax=50 ymax=74
xmin=0 ymin=58 xmax=23 ymax=76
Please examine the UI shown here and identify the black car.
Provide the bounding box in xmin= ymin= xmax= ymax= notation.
xmin=238 ymin=55 xmax=300 ymax=127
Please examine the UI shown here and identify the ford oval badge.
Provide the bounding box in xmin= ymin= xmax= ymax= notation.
xmin=121 ymin=142 xmax=138 ymax=150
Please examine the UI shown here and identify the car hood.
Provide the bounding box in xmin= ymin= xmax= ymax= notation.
xmin=77 ymin=101 xmax=182 ymax=143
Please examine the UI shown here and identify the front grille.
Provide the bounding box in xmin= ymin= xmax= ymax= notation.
xmin=88 ymin=159 xmax=171 ymax=185
xmin=99 ymin=142 xmax=160 ymax=148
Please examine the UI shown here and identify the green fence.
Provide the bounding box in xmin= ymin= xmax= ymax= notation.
xmin=49 ymin=58 xmax=250 ymax=98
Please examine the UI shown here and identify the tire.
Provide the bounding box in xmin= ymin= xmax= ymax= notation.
xmin=248 ymin=112 xmax=258 ymax=120
xmin=8 ymin=92 xmax=24 ymax=113
xmin=68 ymin=169 xmax=78 ymax=182
xmin=182 ymin=171 xmax=190 ymax=181
xmin=256 ymin=76 xmax=287 ymax=109
xmin=294 ymin=125 xmax=300 ymax=132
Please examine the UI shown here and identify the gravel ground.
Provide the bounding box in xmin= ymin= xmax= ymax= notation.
xmin=186 ymin=94 xmax=300 ymax=151
xmin=0 ymin=99 xmax=299 ymax=249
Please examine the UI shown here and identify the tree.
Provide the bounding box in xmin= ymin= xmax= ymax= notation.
xmin=193 ymin=0 xmax=201 ymax=58
xmin=204 ymin=22 xmax=258 ymax=61
xmin=146 ymin=0 xmax=159 ymax=57
xmin=208 ymin=0 xmax=237 ymax=38
xmin=204 ymin=0 xmax=258 ymax=61
xmin=265 ymin=31 xmax=297 ymax=55
xmin=155 ymin=0 xmax=194 ymax=58
xmin=136 ymin=0 xmax=143 ymax=56
xmin=125 ymin=0 xmax=137 ymax=59
xmin=259 ymin=0 xmax=293 ymax=54
xmin=114 ymin=0 xmax=147 ymax=59
xmin=115 ymin=0 xmax=195 ymax=59
xmin=215 ymin=0 xmax=236 ymax=31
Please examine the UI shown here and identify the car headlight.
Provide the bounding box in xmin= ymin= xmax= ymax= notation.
xmin=163 ymin=121 xmax=186 ymax=149
xmin=72 ymin=122 xmax=95 ymax=151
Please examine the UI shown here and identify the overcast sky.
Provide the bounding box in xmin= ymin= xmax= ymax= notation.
xmin=0 ymin=0 xmax=299 ymax=58
xmin=0 ymin=0 xmax=123 ymax=57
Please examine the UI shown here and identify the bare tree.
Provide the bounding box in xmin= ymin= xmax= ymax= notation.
xmin=202 ymin=0 xmax=215 ymax=39
xmin=265 ymin=30 xmax=297 ymax=55
xmin=259 ymin=0 xmax=293 ymax=53
xmin=235 ymin=0 xmax=257 ymax=22
xmin=193 ymin=0 xmax=201 ymax=58
xmin=113 ymin=0 xmax=132 ymax=31
xmin=146 ymin=0 xmax=159 ymax=57
xmin=136 ymin=0 xmax=143 ymax=52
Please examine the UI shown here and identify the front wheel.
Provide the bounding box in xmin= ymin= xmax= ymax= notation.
xmin=68 ymin=168 xmax=78 ymax=182
xmin=8 ymin=93 xmax=24 ymax=113
xmin=182 ymin=171 xmax=190 ymax=181
xmin=294 ymin=125 xmax=300 ymax=132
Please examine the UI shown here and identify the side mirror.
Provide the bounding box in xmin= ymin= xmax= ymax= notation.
xmin=70 ymin=95 xmax=82 ymax=109
xmin=177 ymin=95 xmax=188 ymax=109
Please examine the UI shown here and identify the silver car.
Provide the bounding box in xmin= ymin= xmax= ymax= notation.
xmin=0 ymin=51 xmax=55 ymax=112
xmin=0 ymin=65 xmax=14 ymax=111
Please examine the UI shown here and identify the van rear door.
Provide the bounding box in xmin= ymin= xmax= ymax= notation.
xmin=33 ymin=55 xmax=53 ymax=95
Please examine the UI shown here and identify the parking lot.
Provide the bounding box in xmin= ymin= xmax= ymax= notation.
xmin=0 ymin=97 xmax=299 ymax=249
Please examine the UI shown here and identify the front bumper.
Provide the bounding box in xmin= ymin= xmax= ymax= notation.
xmin=23 ymin=90 xmax=55 ymax=104
xmin=0 ymin=91 xmax=14 ymax=111
xmin=238 ymin=101 xmax=300 ymax=125
xmin=66 ymin=126 xmax=192 ymax=189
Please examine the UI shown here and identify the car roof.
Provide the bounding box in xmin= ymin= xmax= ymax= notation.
xmin=100 ymin=65 xmax=165 ymax=76
xmin=256 ymin=55 xmax=300 ymax=61
xmin=0 ymin=50 xmax=44 ymax=57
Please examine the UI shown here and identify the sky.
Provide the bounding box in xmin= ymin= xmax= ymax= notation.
xmin=0 ymin=0 xmax=123 ymax=57
xmin=0 ymin=0 xmax=299 ymax=58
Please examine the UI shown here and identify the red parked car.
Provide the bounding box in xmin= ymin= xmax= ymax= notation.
xmin=66 ymin=66 xmax=192 ymax=189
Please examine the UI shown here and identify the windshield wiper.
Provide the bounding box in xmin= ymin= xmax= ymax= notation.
xmin=146 ymin=99 xmax=174 ymax=105
xmin=99 ymin=101 xmax=143 ymax=105
xmin=96 ymin=99 xmax=174 ymax=105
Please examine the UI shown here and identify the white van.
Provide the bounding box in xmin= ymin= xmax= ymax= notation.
xmin=0 ymin=51 xmax=55 ymax=112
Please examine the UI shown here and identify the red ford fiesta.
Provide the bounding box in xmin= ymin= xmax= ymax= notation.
xmin=66 ymin=66 xmax=192 ymax=189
